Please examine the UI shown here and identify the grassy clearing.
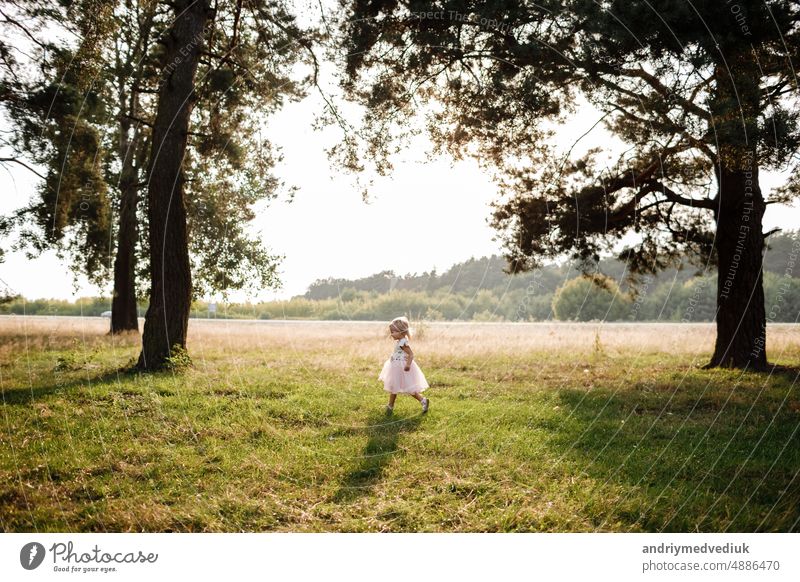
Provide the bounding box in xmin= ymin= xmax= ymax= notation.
xmin=1 ymin=316 xmax=799 ymax=532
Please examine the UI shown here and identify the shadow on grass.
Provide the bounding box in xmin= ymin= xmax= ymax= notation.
xmin=1 ymin=366 xmax=138 ymax=405
xmin=334 ymin=409 xmax=423 ymax=502
xmin=766 ymin=363 xmax=800 ymax=384
xmin=549 ymin=385 xmax=800 ymax=531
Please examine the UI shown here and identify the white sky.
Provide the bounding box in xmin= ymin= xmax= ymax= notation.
xmin=0 ymin=92 xmax=506 ymax=301
xmin=1 ymin=50 xmax=799 ymax=302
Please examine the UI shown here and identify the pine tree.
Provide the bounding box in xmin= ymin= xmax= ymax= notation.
xmin=137 ymin=0 xmax=312 ymax=369
xmin=337 ymin=0 xmax=800 ymax=369
xmin=4 ymin=0 xmax=310 ymax=352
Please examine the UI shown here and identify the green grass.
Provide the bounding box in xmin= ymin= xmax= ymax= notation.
xmin=1 ymin=324 xmax=799 ymax=532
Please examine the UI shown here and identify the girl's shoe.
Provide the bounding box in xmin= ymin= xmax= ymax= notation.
xmin=421 ymin=397 xmax=429 ymax=413
xmin=385 ymin=405 xmax=394 ymax=416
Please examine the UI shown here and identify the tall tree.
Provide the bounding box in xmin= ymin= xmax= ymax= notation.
xmin=136 ymin=0 xmax=211 ymax=369
xmin=137 ymin=0 xmax=310 ymax=369
xmin=108 ymin=0 xmax=158 ymax=333
xmin=4 ymin=0 xmax=300 ymax=341
xmin=4 ymin=0 xmax=140 ymax=325
xmin=337 ymin=0 xmax=800 ymax=370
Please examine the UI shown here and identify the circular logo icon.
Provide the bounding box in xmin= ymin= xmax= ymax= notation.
xmin=20 ymin=542 xmax=46 ymax=570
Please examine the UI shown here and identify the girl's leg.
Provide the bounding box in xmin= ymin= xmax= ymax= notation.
xmin=387 ymin=393 xmax=397 ymax=407
xmin=411 ymin=391 xmax=429 ymax=413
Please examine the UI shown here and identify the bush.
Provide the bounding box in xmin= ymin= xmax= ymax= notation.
xmin=552 ymin=275 xmax=630 ymax=321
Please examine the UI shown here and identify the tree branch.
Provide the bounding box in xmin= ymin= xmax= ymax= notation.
xmin=0 ymin=8 xmax=48 ymax=50
xmin=645 ymin=180 xmax=716 ymax=210
xmin=0 ymin=157 xmax=45 ymax=179
xmin=621 ymin=66 xmax=712 ymax=122
xmin=119 ymin=112 xmax=153 ymax=127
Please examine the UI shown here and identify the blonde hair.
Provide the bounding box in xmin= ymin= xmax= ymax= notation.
xmin=389 ymin=316 xmax=411 ymax=339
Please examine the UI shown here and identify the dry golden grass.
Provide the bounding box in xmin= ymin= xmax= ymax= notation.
xmin=2 ymin=315 xmax=798 ymax=362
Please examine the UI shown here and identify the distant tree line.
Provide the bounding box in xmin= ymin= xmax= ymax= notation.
xmin=6 ymin=232 xmax=798 ymax=323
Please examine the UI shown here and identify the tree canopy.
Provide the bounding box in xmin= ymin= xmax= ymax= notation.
xmin=3 ymin=0 xmax=311 ymax=317
xmin=336 ymin=0 xmax=800 ymax=368
xmin=338 ymin=0 xmax=798 ymax=267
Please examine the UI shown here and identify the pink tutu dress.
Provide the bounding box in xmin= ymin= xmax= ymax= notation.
xmin=379 ymin=337 xmax=429 ymax=393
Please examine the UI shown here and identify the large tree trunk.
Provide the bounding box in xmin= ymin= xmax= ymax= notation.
xmin=705 ymin=55 xmax=768 ymax=371
xmin=110 ymin=2 xmax=156 ymax=335
xmin=707 ymin=156 xmax=768 ymax=370
xmin=136 ymin=0 xmax=210 ymax=369
xmin=110 ymin=171 xmax=139 ymax=334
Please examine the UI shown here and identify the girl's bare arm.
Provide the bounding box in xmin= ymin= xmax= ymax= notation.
xmin=401 ymin=345 xmax=414 ymax=371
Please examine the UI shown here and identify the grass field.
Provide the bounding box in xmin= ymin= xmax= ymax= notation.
xmin=1 ymin=316 xmax=799 ymax=532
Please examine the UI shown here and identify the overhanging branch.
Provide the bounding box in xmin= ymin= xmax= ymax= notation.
xmin=0 ymin=157 xmax=45 ymax=179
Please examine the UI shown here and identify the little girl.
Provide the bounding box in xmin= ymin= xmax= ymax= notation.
xmin=379 ymin=316 xmax=430 ymax=415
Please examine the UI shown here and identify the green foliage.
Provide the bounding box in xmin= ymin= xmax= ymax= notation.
xmin=186 ymin=158 xmax=283 ymax=298
xmin=552 ymin=275 xmax=630 ymax=322
xmin=165 ymin=344 xmax=192 ymax=371
xmin=3 ymin=0 xmax=312 ymax=301
xmin=764 ymin=271 xmax=800 ymax=322
xmin=0 ymin=296 xmax=116 ymax=317
xmin=9 ymin=45 xmax=113 ymax=285
xmin=10 ymin=269 xmax=800 ymax=323
xmin=336 ymin=0 xmax=800 ymax=281
xmin=180 ymin=0 xmax=312 ymax=298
